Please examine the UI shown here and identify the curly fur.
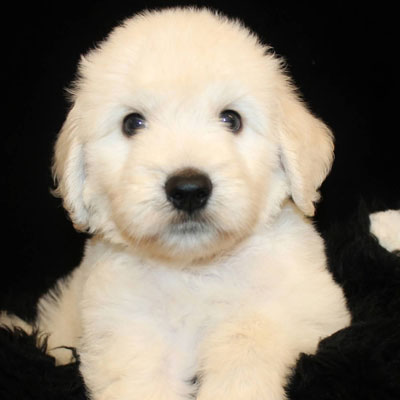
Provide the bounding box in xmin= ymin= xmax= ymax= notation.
xmin=1 ymin=7 xmax=357 ymax=400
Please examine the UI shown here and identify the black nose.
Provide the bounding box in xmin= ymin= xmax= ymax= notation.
xmin=165 ymin=170 xmax=212 ymax=214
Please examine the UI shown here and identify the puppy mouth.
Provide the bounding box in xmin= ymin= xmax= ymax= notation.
xmin=169 ymin=213 xmax=211 ymax=235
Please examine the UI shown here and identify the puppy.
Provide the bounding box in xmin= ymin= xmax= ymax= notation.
xmin=1 ymin=7 xmax=351 ymax=400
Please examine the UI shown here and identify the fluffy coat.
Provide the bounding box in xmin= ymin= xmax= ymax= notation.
xmin=1 ymin=8 xmax=352 ymax=400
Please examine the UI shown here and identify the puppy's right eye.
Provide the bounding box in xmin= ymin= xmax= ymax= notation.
xmin=122 ymin=113 xmax=147 ymax=136
xmin=219 ymin=110 xmax=242 ymax=133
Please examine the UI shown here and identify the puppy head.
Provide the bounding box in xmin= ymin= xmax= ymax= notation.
xmin=53 ymin=8 xmax=333 ymax=262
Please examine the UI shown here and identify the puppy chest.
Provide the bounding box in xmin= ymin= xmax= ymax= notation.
xmin=140 ymin=268 xmax=242 ymax=332
xmin=82 ymin=244 xmax=288 ymax=345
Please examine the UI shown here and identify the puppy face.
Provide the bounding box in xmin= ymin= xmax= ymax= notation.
xmin=53 ymin=8 xmax=334 ymax=263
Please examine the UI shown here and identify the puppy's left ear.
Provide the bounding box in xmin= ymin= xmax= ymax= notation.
xmin=52 ymin=104 xmax=89 ymax=231
xmin=278 ymin=89 xmax=334 ymax=216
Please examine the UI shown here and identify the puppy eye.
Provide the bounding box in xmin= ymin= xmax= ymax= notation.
xmin=219 ymin=110 xmax=242 ymax=133
xmin=122 ymin=113 xmax=147 ymax=136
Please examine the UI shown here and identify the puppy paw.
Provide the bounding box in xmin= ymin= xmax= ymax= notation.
xmin=196 ymin=375 xmax=286 ymax=400
xmin=92 ymin=378 xmax=194 ymax=400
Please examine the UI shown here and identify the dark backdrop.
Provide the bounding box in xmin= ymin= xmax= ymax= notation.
xmin=1 ymin=1 xmax=398 ymax=320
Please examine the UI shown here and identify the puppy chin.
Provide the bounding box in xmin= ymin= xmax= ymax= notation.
xmin=148 ymin=224 xmax=224 ymax=264
xmin=119 ymin=217 xmax=234 ymax=265
xmin=166 ymin=217 xmax=216 ymax=242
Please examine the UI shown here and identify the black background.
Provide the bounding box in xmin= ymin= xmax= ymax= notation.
xmin=1 ymin=1 xmax=398 ymax=319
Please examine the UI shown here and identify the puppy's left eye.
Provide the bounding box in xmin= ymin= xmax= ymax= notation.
xmin=122 ymin=113 xmax=147 ymax=137
xmin=219 ymin=110 xmax=242 ymax=133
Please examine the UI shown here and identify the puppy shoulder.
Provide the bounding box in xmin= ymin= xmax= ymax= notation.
xmin=252 ymin=201 xmax=326 ymax=267
xmin=272 ymin=201 xmax=321 ymax=241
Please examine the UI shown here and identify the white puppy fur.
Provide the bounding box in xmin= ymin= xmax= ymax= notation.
xmin=2 ymin=8 xmax=352 ymax=400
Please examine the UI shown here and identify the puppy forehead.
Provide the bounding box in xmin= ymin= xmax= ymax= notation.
xmin=80 ymin=8 xmax=275 ymax=93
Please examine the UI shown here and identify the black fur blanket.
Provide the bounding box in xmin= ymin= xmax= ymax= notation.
xmin=1 ymin=202 xmax=399 ymax=400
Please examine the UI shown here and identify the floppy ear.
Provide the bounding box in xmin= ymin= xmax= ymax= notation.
xmin=52 ymin=105 xmax=89 ymax=230
xmin=278 ymin=89 xmax=334 ymax=216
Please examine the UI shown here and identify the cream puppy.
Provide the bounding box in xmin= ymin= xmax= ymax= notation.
xmin=1 ymin=7 xmax=351 ymax=400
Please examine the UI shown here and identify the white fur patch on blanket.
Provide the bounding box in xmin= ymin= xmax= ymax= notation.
xmin=370 ymin=210 xmax=400 ymax=252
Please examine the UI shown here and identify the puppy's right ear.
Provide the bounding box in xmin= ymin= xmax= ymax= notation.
xmin=52 ymin=105 xmax=89 ymax=231
xmin=277 ymin=89 xmax=334 ymax=217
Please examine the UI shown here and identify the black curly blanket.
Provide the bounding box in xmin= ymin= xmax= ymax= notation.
xmin=1 ymin=203 xmax=399 ymax=400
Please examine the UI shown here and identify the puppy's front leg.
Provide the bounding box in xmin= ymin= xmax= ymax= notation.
xmin=197 ymin=314 xmax=295 ymax=400
xmin=79 ymin=323 xmax=195 ymax=400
